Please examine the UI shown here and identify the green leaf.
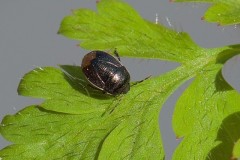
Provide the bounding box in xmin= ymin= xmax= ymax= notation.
xmin=207 ymin=112 xmax=240 ymax=160
xmin=1 ymin=0 xmax=240 ymax=159
xmin=98 ymin=103 xmax=162 ymax=160
xmin=233 ymin=138 xmax=240 ymax=159
xmin=173 ymin=0 xmax=240 ymax=25
xmin=172 ymin=50 xmax=240 ymax=159
xmin=58 ymin=0 xmax=201 ymax=62
xmin=17 ymin=66 xmax=112 ymax=114
xmin=1 ymin=65 xmax=192 ymax=159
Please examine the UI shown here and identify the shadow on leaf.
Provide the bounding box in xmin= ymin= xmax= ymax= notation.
xmin=214 ymin=70 xmax=233 ymax=92
xmin=59 ymin=65 xmax=112 ymax=100
xmin=207 ymin=112 xmax=240 ymax=160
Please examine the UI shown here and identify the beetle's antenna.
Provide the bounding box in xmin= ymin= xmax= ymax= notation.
xmin=114 ymin=48 xmax=121 ymax=61
xmin=131 ymin=75 xmax=151 ymax=87
xmin=61 ymin=69 xmax=90 ymax=96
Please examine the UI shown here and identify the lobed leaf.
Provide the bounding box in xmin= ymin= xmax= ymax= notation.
xmin=58 ymin=0 xmax=201 ymax=62
xmin=17 ymin=66 xmax=112 ymax=114
xmin=1 ymin=64 xmax=193 ymax=159
xmin=1 ymin=0 xmax=240 ymax=159
xmin=172 ymin=50 xmax=240 ymax=159
xmin=173 ymin=0 xmax=240 ymax=25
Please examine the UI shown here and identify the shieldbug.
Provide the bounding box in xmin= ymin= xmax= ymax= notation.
xmin=81 ymin=50 xmax=130 ymax=95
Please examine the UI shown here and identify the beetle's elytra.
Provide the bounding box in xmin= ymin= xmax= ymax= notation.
xmin=81 ymin=50 xmax=130 ymax=95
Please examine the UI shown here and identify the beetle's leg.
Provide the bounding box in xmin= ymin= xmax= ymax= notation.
xmin=114 ymin=49 xmax=121 ymax=61
xmin=131 ymin=75 xmax=151 ymax=86
xmin=87 ymin=84 xmax=110 ymax=96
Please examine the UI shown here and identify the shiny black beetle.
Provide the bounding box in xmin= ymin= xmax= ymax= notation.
xmin=81 ymin=50 xmax=130 ymax=95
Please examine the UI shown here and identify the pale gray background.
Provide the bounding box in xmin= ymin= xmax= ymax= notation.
xmin=0 ymin=1 xmax=240 ymax=159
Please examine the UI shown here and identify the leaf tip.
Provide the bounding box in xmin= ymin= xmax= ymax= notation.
xmin=57 ymin=28 xmax=64 ymax=35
